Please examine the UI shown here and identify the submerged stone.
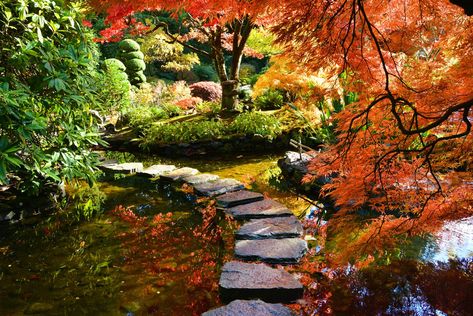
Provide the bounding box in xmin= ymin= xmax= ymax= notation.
xmin=202 ymin=300 xmax=294 ymax=316
xmin=137 ymin=164 xmax=176 ymax=178
xmin=235 ymin=238 xmax=307 ymax=264
xmin=225 ymin=199 xmax=293 ymax=220
xmin=159 ymin=167 xmax=199 ymax=181
xmin=219 ymin=261 xmax=303 ymax=303
xmin=24 ymin=302 xmax=54 ymax=314
xmin=99 ymin=162 xmax=143 ymax=174
xmin=216 ymin=190 xmax=264 ymax=208
xmin=193 ymin=178 xmax=245 ymax=197
xmin=235 ymin=216 xmax=303 ymax=240
xmin=183 ymin=173 xmax=220 ymax=185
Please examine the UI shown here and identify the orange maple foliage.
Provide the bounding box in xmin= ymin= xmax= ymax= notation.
xmin=265 ymin=0 xmax=473 ymax=249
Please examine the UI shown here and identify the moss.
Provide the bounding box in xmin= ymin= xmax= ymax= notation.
xmin=118 ymin=39 xmax=141 ymax=52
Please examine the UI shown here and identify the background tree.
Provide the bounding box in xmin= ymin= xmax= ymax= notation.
xmin=87 ymin=0 xmax=270 ymax=110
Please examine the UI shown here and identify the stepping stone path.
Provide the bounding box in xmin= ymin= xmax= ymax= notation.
xmin=225 ymin=199 xmax=294 ymax=220
xmin=202 ymin=299 xmax=294 ymax=316
xmin=235 ymin=216 xmax=303 ymax=240
xmin=99 ymin=161 xmax=308 ymax=314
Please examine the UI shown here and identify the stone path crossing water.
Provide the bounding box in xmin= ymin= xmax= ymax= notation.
xmin=99 ymin=162 xmax=307 ymax=315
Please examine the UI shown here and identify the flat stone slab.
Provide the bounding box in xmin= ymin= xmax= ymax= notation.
xmin=219 ymin=261 xmax=303 ymax=303
xmin=193 ymin=178 xmax=245 ymax=197
xmin=137 ymin=164 xmax=176 ymax=178
xmin=202 ymin=300 xmax=294 ymax=316
xmin=216 ymin=190 xmax=264 ymax=208
xmin=159 ymin=167 xmax=199 ymax=181
xmin=183 ymin=173 xmax=219 ymax=185
xmin=235 ymin=216 xmax=303 ymax=240
xmin=225 ymin=199 xmax=293 ymax=220
xmin=235 ymin=238 xmax=307 ymax=264
xmin=99 ymin=162 xmax=143 ymax=174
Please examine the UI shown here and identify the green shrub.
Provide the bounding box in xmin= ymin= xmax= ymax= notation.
xmin=127 ymin=106 xmax=168 ymax=128
xmin=125 ymin=59 xmax=146 ymax=72
xmin=0 ymin=0 xmax=105 ymax=193
xmin=253 ymin=89 xmax=285 ymax=110
xmin=193 ymin=63 xmax=219 ymax=82
xmin=230 ymin=111 xmax=282 ymax=140
xmin=119 ymin=39 xmax=141 ymax=52
xmin=196 ymin=101 xmax=221 ymax=115
xmin=141 ymin=120 xmax=225 ymax=146
xmin=121 ymin=51 xmax=145 ymax=60
xmin=98 ymin=59 xmax=131 ymax=114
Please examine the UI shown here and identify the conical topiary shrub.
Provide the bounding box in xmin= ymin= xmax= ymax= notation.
xmin=118 ymin=39 xmax=146 ymax=86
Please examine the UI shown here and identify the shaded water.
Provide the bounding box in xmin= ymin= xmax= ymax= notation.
xmin=0 ymin=152 xmax=472 ymax=315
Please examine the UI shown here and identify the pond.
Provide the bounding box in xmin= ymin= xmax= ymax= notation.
xmin=0 ymin=152 xmax=472 ymax=315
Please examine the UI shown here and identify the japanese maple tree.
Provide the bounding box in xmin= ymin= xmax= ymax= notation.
xmin=267 ymin=0 xmax=473 ymax=248
xmin=87 ymin=0 xmax=270 ymax=110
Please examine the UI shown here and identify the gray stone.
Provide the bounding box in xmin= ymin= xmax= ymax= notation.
xmin=25 ymin=302 xmax=54 ymax=314
xmin=183 ymin=173 xmax=219 ymax=185
xmin=137 ymin=164 xmax=176 ymax=178
xmin=202 ymin=300 xmax=294 ymax=316
xmin=225 ymin=199 xmax=293 ymax=220
xmin=235 ymin=238 xmax=307 ymax=264
xmin=159 ymin=167 xmax=199 ymax=181
xmin=216 ymin=190 xmax=264 ymax=208
xmin=219 ymin=261 xmax=303 ymax=303
xmin=194 ymin=178 xmax=245 ymax=197
xmin=236 ymin=216 xmax=303 ymax=240
xmin=99 ymin=162 xmax=143 ymax=174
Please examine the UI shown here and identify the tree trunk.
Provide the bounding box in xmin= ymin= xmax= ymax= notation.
xmin=221 ymin=80 xmax=239 ymax=111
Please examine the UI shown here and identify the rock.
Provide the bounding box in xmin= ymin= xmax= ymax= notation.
xmin=235 ymin=216 xmax=303 ymax=240
xmin=183 ymin=173 xmax=220 ymax=185
xmin=225 ymin=199 xmax=293 ymax=220
xmin=216 ymin=190 xmax=264 ymax=208
xmin=159 ymin=167 xmax=199 ymax=181
xmin=202 ymin=300 xmax=294 ymax=316
xmin=235 ymin=238 xmax=308 ymax=264
xmin=193 ymin=178 xmax=245 ymax=197
xmin=99 ymin=162 xmax=143 ymax=174
xmin=137 ymin=164 xmax=176 ymax=178
xmin=219 ymin=261 xmax=303 ymax=303
xmin=25 ymin=302 xmax=54 ymax=314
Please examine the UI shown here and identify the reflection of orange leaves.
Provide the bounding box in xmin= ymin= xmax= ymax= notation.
xmin=180 ymin=183 xmax=194 ymax=194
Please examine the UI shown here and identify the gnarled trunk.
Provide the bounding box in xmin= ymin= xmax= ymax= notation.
xmin=222 ymin=80 xmax=239 ymax=111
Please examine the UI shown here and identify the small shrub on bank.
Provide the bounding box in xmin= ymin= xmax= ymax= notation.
xmin=230 ymin=111 xmax=282 ymax=140
xmin=189 ymin=81 xmax=222 ymax=101
xmin=141 ymin=120 xmax=226 ymax=146
xmin=253 ymin=89 xmax=285 ymax=110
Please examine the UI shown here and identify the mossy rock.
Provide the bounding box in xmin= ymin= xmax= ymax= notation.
xmin=118 ymin=39 xmax=141 ymax=52
xmin=124 ymin=59 xmax=146 ymax=72
xmin=103 ymin=58 xmax=126 ymax=72
xmin=120 ymin=51 xmax=145 ymax=60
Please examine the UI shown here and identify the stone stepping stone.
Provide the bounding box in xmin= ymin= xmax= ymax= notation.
xmin=159 ymin=167 xmax=199 ymax=181
xmin=193 ymin=178 xmax=245 ymax=197
xmin=235 ymin=238 xmax=307 ymax=264
xmin=183 ymin=173 xmax=219 ymax=185
xmin=219 ymin=261 xmax=303 ymax=303
xmin=202 ymin=299 xmax=294 ymax=316
xmin=225 ymin=199 xmax=293 ymax=220
xmin=137 ymin=164 xmax=176 ymax=178
xmin=99 ymin=162 xmax=143 ymax=174
xmin=216 ymin=190 xmax=264 ymax=208
xmin=235 ymin=216 xmax=303 ymax=240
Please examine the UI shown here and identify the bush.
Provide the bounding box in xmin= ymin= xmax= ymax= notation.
xmin=189 ymin=81 xmax=222 ymax=101
xmin=127 ymin=106 xmax=169 ymax=128
xmin=142 ymin=120 xmax=226 ymax=145
xmin=125 ymin=59 xmax=146 ymax=72
xmin=253 ymin=89 xmax=285 ymax=110
xmin=98 ymin=59 xmax=131 ymax=114
xmin=118 ymin=39 xmax=146 ymax=86
xmin=121 ymin=51 xmax=145 ymax=60
xmin=174 ymin=97 xmax=203 ymax=110
xmin=119 ymin=39 xmax=141 ymax=52
xmin=0 ymin=0 xmax=104 ymax=193
xmin=230 ymin=111 xmax=283 ymax=140
xmin=196 ymin=101 xmax=221 ymax=115
xmin=192 ymin=63 xmax=219 ymax=82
